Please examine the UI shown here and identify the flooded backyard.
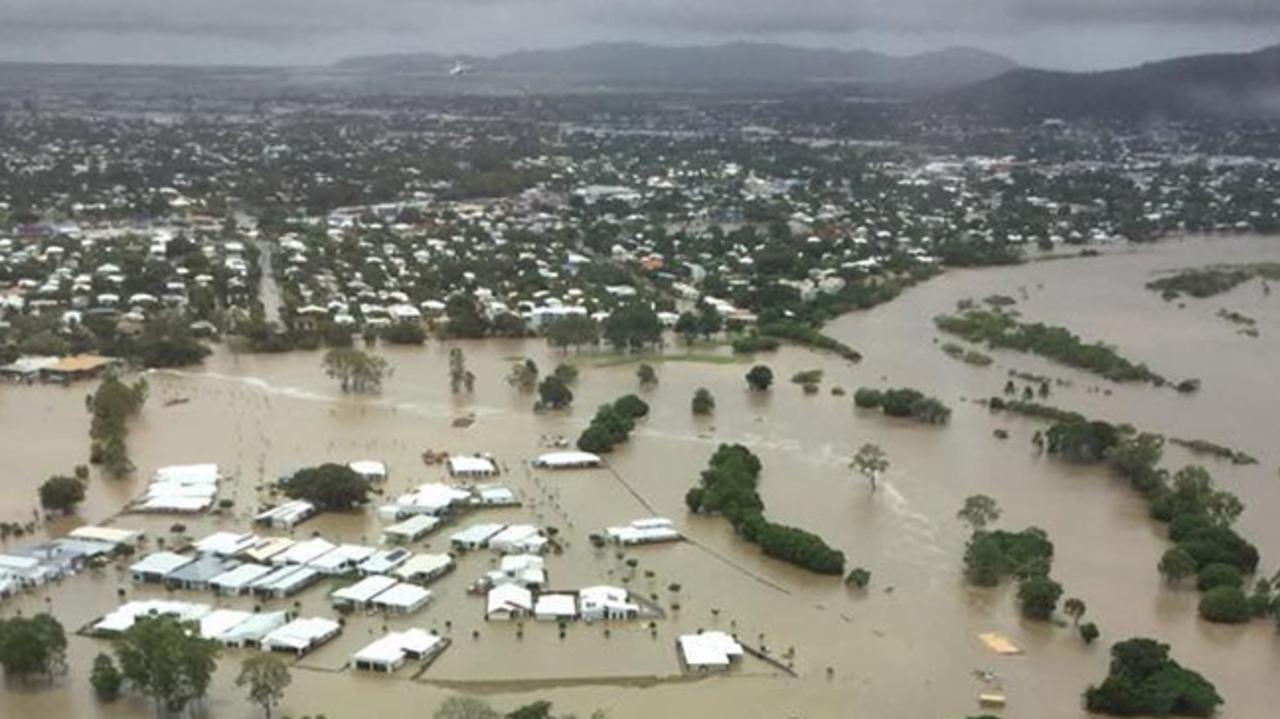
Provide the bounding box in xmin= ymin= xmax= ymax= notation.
xmin=2 ymin=234 xmax=1279 ymax=718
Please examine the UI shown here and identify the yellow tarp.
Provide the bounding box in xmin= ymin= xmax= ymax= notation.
xmin=978 ymin=632 xmax=1022 ymax=655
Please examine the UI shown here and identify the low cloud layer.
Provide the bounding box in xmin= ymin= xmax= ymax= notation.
xmin=1 ymin=0 xmax=1277 ymax=68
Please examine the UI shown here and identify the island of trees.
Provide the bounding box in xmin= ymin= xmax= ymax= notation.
xmin=853 ymin=386 xmax=951 ymax=424
xmin=935 ymin=308 xmax=1164 ymax=384
xmin=685 ymin=444 xmax=845 ymax=575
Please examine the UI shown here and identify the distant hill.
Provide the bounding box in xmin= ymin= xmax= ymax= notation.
xmin=335 ymin=41 xmax=1018 ymax=91
xmin=942 ymin=44 xmax=1280 ymax=122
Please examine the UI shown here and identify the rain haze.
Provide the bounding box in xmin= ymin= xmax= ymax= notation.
xmin=0 ymin=0 xmax=1278 ymax=69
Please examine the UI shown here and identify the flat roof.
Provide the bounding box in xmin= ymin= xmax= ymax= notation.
xmin=332 ymin=574 xmax=399 ymax=603
xmin=130 ymin=551 xmax=194 ymax=576
xmin=371 ymin=583 xmax=431 ymax=609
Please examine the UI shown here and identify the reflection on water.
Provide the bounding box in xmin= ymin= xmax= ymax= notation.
xmin=2 ymin=235 xmax=1279 ymax=718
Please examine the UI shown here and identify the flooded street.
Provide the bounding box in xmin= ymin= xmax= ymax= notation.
xmin=3 ymin=234 xmax=1280 ymax=718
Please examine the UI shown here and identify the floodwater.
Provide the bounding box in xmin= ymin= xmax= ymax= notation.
xmin=2 ymin=234 xmax=1279 ymax=719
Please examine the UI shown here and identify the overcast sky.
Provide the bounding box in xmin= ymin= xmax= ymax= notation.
xmin=1 ymin=0 xmax=1277 ymax=69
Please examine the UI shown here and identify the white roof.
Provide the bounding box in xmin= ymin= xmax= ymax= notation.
xmin=95 ymin=600 xmax=211 ymax=634
xmin=139 ymin=496 xmax=215 ymax=512
xmin=534 ymin=593 xmax=577 ymax=617
xmin=250 ymin=564 xmax=319 ymax=592
xmin=332 ymin=574 xmax=399 ymax=604
xmin=391 ymin=483 xmax=470 ymax=513
xmin=209 ymin=562 xmax=274 ymax=590
xmin=216 ymin=611 xmax=288 ymax=644
xmin=274 ymin=537 xmax=336 ymax=565
xmin=199 ymin=609 xmax=252 ymax=639
xmin=255 ymin=500 xmax=315 ymax=525
xmin=195 ymin=531 xmax=260 ymax=556
xmin=153 ymin=464 xmax=219 ymax=485
xmin=130 ymin=551 xmax=194 ymax=576
xmin=487 ymin=584 xmax=533 ymax=614
xmin=392 ymin=554 xmax=453 ymax=581
xmin=245 ymin=537 xmax=295 ymax=562
xmin=307 ymin=544 xmax=375 ymax=571
xmin=488 ymin=525 xmax=546 ymax=552
xmin=353 ymin=629 xmax=444 ymax=666
xmin=262 ymin=617 xmax=340 ymax=651
xmin=450 ymin=523 xmax=506 ymax=546
xmin=372 ymin=583 xmax=432 ymax=610
xmin=448 ymin=456 xmax=497 ymax=475
xmin=383 ymin=514 xmax=440 ymax=538
xmin=678 ymin=631 xmax=744 ymax=667
xmin=349 ymin=460 xmax=387 ymax=479
xmin=68 ymin=526 xmax=142 ymax=545
xmin=534 ymin=451 xmax=602 ymax=467
xmin=359 ymin=548 xmax=413 ymax=574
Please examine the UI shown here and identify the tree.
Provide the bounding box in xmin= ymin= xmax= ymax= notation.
xmin=323 ymin=347 xmax=391 ymax=393
xmin=603 ymin=303 xmax=662 ymax=352
xmin=957 ymin=494 xmax=1001 ymax=531
xmin=745 ymin=365 xmax=774 ymax=391
xmin=507 ymin=359 xmax=539 ymax=392
xmin=38 ymin=475 xmax=86 ymax=514
xmin=91 ymin=653 xmax=124 ymax=701
xmin=1196 ymin=563 xmax=1243 ymax=592
xmin=280 ymin=463 xmax=370 ymax=511
xmin=613 ymin=394 xmax=650 ymax=420
xmin=382 ymin=322 xmax=426 ymax=345
xmin=115 ymin=616 xmax=220 ymax=716
xmin=544 ymin=315 xmax=599 ymax=351
xmin=537 ymin=375 xmax=573 ymax=410
xmin=0 ymin=613 xmax=67 ymax=679
xmin=1079 ymin=622 xmax=1100 ymax=645
xmin=697 ymin=304 xmax=723 ymax=339
xmin=444 ymin=295 xmax=491 ymax=338
xmin=851 ymin=443 xmax=889 ymax=492
xmin=1199 ymin=586 xmax=1251 ymax=624
xmin=552 ymin=363 xmax=579 ymax=384
xmin=449 ymin=348 xmax=475 ymax=394
xmin=433 ymin=696 xmax=501 ymax=719
xmin=236 ymin=653 xmax=291 ymax=719
xmin=1084 ymin=638 xmax=1222 ymax=717
xmin=1017 ymin=575 xmax=1063 ymax=620
xmin=1158 ymin=547 xmax=1198 ymax=586
xmin=691 ymin=388 xmax=715 ymax=415
xmin=674 ymin=311 xmax=700 ymax=344
xmin=1064 ymin=597 xmax=1087 ymax=625
xmin=637 ymin=363 xmax=658 ymax=387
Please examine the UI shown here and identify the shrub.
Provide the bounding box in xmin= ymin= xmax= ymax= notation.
xmin=1195 ymin=563 xmax=1243 ymax=592
xmin=1198 ymin=586 xmax=1251 ymax=624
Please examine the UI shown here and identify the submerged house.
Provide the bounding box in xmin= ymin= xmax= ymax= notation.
xmin=678 ymin=631 xmax=744 ymax=672
xmin=485 ymin=584 xmax=533 ymax=621
xmin=449 ymin=523 xmax=506 ymax=551
xmin=579 ymin=585 xmax=640 ymax=621
xmin=209 ymin=563 xmax=274 ymax=596
xmin=531 ymin=451 xmax=602 ymax=469
xmin=352 ymin=629 xmax=448 ymax=673
xmin=391 ymin=554 xmax=454 ymax=585
xmin=605 ymin=517 xmax=682 ymax=546
xmin=254 ymin=500 xmax=316 ymax=530
xmin=262 ymin=617 xmax=342 ymax=656
xmin=130 ymin=552 xmax=194 ymax=584
xmin=447 ymin=455 xmax=498 ymax=479
xmin=164 ymin=556 xmax=239 ymax=591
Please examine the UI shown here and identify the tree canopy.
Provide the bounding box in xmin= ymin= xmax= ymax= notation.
xmin=280 ymin=463 xmax=371 ymax=511
xmin=115 ymin=616 xmax=221 ymax=715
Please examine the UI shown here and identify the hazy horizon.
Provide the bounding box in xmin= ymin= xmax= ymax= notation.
xmin=0 ymin=0 xmax=1277 ymax=71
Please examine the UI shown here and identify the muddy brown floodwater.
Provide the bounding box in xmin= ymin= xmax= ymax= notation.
xmin=2 ymin=234 xmax=1279 ymax=719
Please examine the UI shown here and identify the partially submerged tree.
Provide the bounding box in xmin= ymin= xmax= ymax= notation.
xmin=279 ymin=463 xmax=371 ymax=511
xmin=745 ymin=365 xmax=774 ymax=391
xmin=116 ymin=616 xmax=221 ymax=716
xmin=90 ymin=653 xmax=123 ymax=701
xmin=0 ymin=613 xmax=67 ymax=680
xmin=38 ymin=475 xmax=87 ymax=514
xmin=691 ymin=388 xmax=715 ymax=415
xmin=236 ymin=653 xmax=292 ymax=719
xmin=449 ymin=348 xmax=476 ymax=394
xmin=323 ymin=347 xmax=391 ymax=393
xmin=507 ymin=358 xmax=539 ymax=392
xmin=637 ymin=363 xmax=658 ymax=387
xmin=851 ymin=443 xmax=889 ymax=492
xmin=957 ymin=494 xmax=1001 ymax=532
